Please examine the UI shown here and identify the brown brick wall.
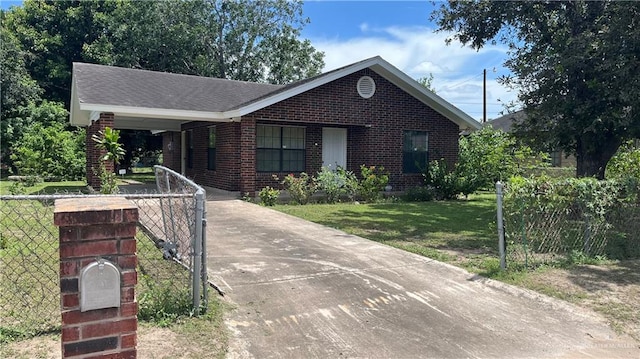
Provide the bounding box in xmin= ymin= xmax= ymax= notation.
xmin=54 ymin=197 xmax=138 ymax=359
xmin=177 ymin=68 xmax=460 ymax=192
xmin=179 ymin=121 xmax=242 ymax=191
xmin=86 ymin=113 xmax=115 ymax=190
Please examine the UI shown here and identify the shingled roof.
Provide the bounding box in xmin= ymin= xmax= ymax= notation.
xmin=70 ymin=57 xmax=481 ymax=131
xmin=485 ymin=110 xmax=526 ymax=132
xmin=73 ymin=63 xmax=283 ymax=113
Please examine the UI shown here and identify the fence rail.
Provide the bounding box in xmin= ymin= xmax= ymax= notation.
xmin=0 ymin=166 xmax=207 ymax=337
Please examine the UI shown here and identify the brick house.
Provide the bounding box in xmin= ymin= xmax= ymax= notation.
xmin=70 ymin=56 xmax=481 ymax=193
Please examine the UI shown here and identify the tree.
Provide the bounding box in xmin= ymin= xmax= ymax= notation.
xmin=433 ymin=1 xmax=640 ymax=179
xmin=0 ymin=18 xmax=43 ymax=169
xmin=456 ymin=126 xmax=548 ymax=191
xmin=416 ymin=73 xmax=436 ymax=93
xmin=89 ymin=0 xmax=324 ymax=83
xmin=3 ymin=0 xmax=118 ymax=104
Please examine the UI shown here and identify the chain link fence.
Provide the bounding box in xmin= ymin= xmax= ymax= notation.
xmin=0 ymin=166 xmax=207 ymax=338
xmin=496 ymin=181 xmax=640 ymax=270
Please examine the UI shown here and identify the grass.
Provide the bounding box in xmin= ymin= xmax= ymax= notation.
xmin=0 ymin=199 xmax=60 ymax=343
xmin=0 ymin=180 xmax=87 ymax=195
xmin=0 ymin=167 xmax=157 ymax=195
xmin=122 ymin=167 xmax=157 ymax=183
xmin=275 ymin=193 xmax=499 ymax=274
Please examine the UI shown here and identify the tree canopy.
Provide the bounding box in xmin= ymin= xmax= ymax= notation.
xmin=433 ymin=0 xmax=640 ymax=179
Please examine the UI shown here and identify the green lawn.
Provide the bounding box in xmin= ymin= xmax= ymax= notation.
xmin=123 ymin=167 xmax=157 ymax=183
xmin=275 ymin=193 xmax=501 ymax=274
xmin=0 ymin=180 xmax=87 ymax=195
xmin=0 ymin=167 xmax=156 ymax=195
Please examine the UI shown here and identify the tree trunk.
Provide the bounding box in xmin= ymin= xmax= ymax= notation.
xmin=575 ymin=135 xmax=622 ymax=179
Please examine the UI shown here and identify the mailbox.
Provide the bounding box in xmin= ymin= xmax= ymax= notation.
xmin=80 ymin=258 xmax=121 ymax=312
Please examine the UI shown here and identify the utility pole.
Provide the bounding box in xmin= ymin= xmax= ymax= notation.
xmin=483 ymin=68 xmax=487 ymax=124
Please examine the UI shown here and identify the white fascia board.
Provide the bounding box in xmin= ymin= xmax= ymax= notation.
xmin=69 ymin=80 xmax=90 ymax=127
xmin=370 ymin=61 xmax=482 ymax=131
xmin=234 ymin=58 xmax=381 ymax=117
xmin=79 ymin=103 xmax=237 ymax=122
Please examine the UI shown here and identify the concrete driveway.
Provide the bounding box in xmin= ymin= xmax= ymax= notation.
xmin=206 ymin=199 xmax=639 ymax=358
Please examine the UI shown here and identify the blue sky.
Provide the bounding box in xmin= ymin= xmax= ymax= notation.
xmin=1 ymin=0 xmax=517 ymax=121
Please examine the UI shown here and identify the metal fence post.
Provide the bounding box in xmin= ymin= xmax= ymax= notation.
xmin=201 ymin=196 xmax=209 ymax=305
xmin=496 ymin=181 xmax=506 ymax=270
xmin=192 ymin=189 xmax=204 ymax=310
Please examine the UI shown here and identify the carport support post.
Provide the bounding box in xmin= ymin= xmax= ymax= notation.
xmin=86 ymin=112 xmax=115 ymax=190
xmin=496 ymin=181 xmax=506 ymax=270
xmin=240 ymin=118 xmax=257 ymax=195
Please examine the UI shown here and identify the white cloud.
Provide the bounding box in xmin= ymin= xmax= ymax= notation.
xmin=308 ymin=25 xmax=518 ymax=121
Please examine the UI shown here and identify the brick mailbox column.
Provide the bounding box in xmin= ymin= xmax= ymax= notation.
xmin=54 ymin=197 xmax=139 ymax=359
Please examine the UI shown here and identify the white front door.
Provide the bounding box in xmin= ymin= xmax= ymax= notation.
xmin=322 ymin=127 xmax=347 ymax=170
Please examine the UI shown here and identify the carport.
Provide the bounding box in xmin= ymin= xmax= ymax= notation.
xmin=69 ymin=62 xmax=257 ymax=189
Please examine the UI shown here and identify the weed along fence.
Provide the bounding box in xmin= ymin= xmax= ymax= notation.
xmin=0 ymin=165 xmax=207 ymax=339
xmin=495 ymin=178 xmax=640 ymax=270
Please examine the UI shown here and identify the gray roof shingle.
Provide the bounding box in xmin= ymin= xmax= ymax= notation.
xmin=73 ymin=63 xmax=284 ymax=112
xmin=485 ymin=110 xmax=526 ymax=132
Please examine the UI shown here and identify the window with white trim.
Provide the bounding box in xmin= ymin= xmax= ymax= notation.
xmin=257 ymin=125 xmax=305 ymax=172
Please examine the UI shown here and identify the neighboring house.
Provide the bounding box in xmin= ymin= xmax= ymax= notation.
xmin=487 ymin=110 xmax=577 ymax=168
xmin=70 ymin=56 xmax=481 ymax=193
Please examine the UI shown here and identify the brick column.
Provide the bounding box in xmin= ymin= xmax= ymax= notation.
xmin=86 ymin=113 xmax=115 ymax=190
xmin=54 ymin=197 xmax=138 ymax=359
xmin=240 ymin=118 xmax=257 ymax=195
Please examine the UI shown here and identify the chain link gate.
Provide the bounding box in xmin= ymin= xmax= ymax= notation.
xmin=0 ymin=166 xmax=208 ymax=337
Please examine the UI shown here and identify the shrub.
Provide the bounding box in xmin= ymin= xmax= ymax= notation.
xmin=92 ymin=127 xmax=126 ymax=194
xmin=258 ymin=186 xmax=280 ymax=206
xmin=606 ymin=140 xmax=640 ymax=180
xmin=281 ymin=172 xmax=316 ymax=205
xmin=423 ymin=159 xmax=460 ymax=200
xmin=316 ymin=166 xmax=358 ymax=203
xmin=11 ymin=122 xmax=86 ymax=180
xmin=358 ymin=165 xmax=389 ymax=202
xmin=137 ymin=274 xmax=193 ymax=326
xmin=8 ymin=181 xmax=26 ymax=195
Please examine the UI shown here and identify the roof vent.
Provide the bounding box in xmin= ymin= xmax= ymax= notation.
xmin=357 ymin=76 xmax=376 ymax=99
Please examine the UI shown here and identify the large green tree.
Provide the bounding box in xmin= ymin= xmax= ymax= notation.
xmin=4 ymin=0 xmax=117 ymax=104
xmin=0 ymin=17 xmax=43 ymax=166
xmin=433 ymin=1 xmax=640 ymax=179
xmin=86 ymin=0 xmax=324 ymax=83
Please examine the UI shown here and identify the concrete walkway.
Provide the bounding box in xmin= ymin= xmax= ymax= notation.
xmin=206 ymin=200 xmax=639 ymax=359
